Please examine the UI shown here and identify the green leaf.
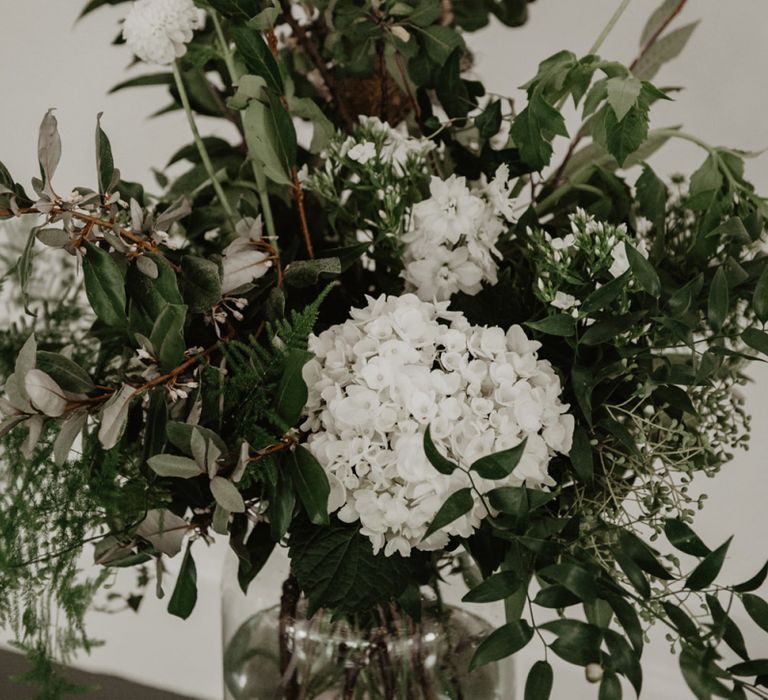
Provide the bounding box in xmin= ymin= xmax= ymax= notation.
xmin=286 ymin=446 xmax=330 ymax=526
xmin=469 ymin=620 xmax=533 ymax=670
xmin=283 ymin=258 xmax=342 ymax=287
xmin=511 ymin=91 xmax=568 ymax=171
xmin=632 ymin=22 xmax=699 ymax=81
xmin=289 ymin=520 xmax=412 ymax=615
xmin=167 ymin=543 xmax=197 ymax=620
xmin=286 ymin=95 xmax=335 ymax=154
xmin=423 ymin=488 xmax=473 ymax=540
xmin=569 ymin=426 xmax=594 ymax=483
xmin=208 ymin=0 xmax=260 ymax=21
xmin=626 ymin=243 xmax=660 ymax=296
xmin=436 ymin=50 xmax=471 ymax=119
xmin=232 ymin=520 xmax=275 ymax=594
xmin=149 ymin=303 xmax=187 ymax=371
xmin=533 ymin=585 xmax=581 ymax=609
xmin=38 ymin=109 xmax=62 ymax=184
xmin=243 ymin=99 xmax=291 ymax=185
xmin=147 ymin=454 xmax=203 ymax=479
xmin=540 ymin=619 xmax=602 ymax=665
xmin=604 ymin=102 xmax=649 ymax=167
xmin=619 ymin=531 xmax=672 ymax=579
xmin=231 ymin=27 xmax=283 ymax=93
xmin=664 ymin=518 xmax=711 ymax=557
xmin=181 ymin=256 xmax=221 ymax=313
xmin=476 ymin=100 xmax=503 ymax=139
xmin=640 ymin=0 xmax=682 ymax=46
xmin=423 ymin=425 xmax=458 ymax=475
xmin=614 ymin=551 xmax=651 ymax=598
xmin=580 ymin=271 xmax=629 ymax=315
xmin=462 ymin=571 xmax=522 ymax=603
xmin=742 ymin=594 xmax=768 ymax=633
xmin=36 ymin=351 xmax=94 ymax=393
xmin=662 ymin=601 xmax=699 ymax=639
xmin=274 ymin=349 xmax=312 ymax=426
xmin=741 ymin=328 xmax=768 ymax=356
xmin=525 ymin=314 xmax=576 ymax=337
xmin=729 ymin=660 xmax=768 ymax=677
xmin=599 ymin=672 xmax=622 ymax=700
xmin=540 ymin=563 xmax=597 ymax=603
xmin=753 ymin=265 xmax=768 ymax=324
xmin=470 ymin=439 xmax=527 ymax=480
xmin=83 ymin=242 xmax=127 ymax=327
xmin=685 ymin=537 xmax=732 ymax=590
xmin=95 ymin=113 xmax=115 ymax=194
xmin=98 ymin=383 xmax=134 ymax=449
xmin=604 ymin=593 xmax=643 ymax=653
xmin=109 ymin=72 xmax=173 ymax=93
xmin=707 ymin=267 xmax=729 ymax=333
xmin=524 ymin=660 xmax=553 ymax=700
xmin=606 ymin=76 xmax=642 ymax=122
xmin=420 ymin=24 xmax=463 ymax=63
xmin=166 ymin=421 xmax=227 ymax=456
xmin=734 ymin=560 xmax=768 ymax=592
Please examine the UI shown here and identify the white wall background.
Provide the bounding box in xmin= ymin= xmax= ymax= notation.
xmin=1 ymin=1 xmax=767 ymax=698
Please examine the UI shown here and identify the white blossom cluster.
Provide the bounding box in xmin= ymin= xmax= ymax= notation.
xmin=305 ymin=116 xmax=435 ymax=249
xmin=528 ymin=208 xmax=648 ymax=315
xmin=301 ymin=294 xmax=574 ymax=557
xmin=402 ymin=165 xmax=515 ymax=302
xmin=123 ymin=0 xmax=205 ymax=65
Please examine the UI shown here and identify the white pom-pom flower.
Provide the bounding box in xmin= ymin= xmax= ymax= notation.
xmin=123 ymin=0 xmax=205 ymax=65
xmin=402 ymin=165 xmax=515 ymax=301
xmin=302 ymin=294 xmax=574 ymax=557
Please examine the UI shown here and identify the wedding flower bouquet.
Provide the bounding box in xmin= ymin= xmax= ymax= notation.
xmin=2 ymin=0 xmax=768 ymax=698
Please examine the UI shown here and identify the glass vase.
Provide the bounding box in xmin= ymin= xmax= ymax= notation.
xmin=221 ymin=549 xmax=514 ymax=700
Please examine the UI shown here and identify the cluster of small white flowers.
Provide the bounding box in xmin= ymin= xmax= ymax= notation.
xmin=529 ymin=208 xmax=648 ymax=316
xmin=122 ymin=0 xmax=205 ymax=65
xmin=402 ymin=165 xmax=515 ymax=302
xmin=301 ymin=294 xmax=574 ymax=557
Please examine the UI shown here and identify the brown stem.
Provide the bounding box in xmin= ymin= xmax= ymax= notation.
xmin=277 ymin=0 xmax=355 ymax=131
xmin=290 ymin=167 xmax=314 ymax=259
xmin=279 ymin=574 xmax=301 ymax=700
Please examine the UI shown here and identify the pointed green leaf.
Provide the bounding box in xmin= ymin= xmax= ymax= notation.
xmin=469 ymin=620 xmax=533 ymax=670
xmin=423 ymin=425 xmax=458 ymax=475
xmin=664 ymin=519 xmax=710 ymax=557
xmin=686 ymin=537 xmax=732 ymax=590
xmin=470 ymin=439 xmax=527 ymax=480
xmin=423 ymin=488 xmax=473 ymax=540
xmin=167 ymin=543 xmax=197 ymax=619
xmin=83 ymin=242 xmax=127 ymax=327
xmin=286 ymin=446 xmax=330 ymax=526
xmin=462 ymin=571 xmax=522 ymax=604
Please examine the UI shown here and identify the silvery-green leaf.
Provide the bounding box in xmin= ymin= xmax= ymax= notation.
xmin=53 ymin=411 xmax=87 ymax=466
xmin=640 ymin=0 xmax=682 ymax=47
xmin=25 ymin=369 xmax=67 ymax=417
xmin=231 ymin=441 xmax=250 ymax=484
xmin=93 ymin=536 xmax=135 ymax=566
xmin=212 ymin=503 xmax=229 ymax=535
xmin=136 ymin=509 xmax=189 ymax=557
xmin=134 ymin=333 xmax=156 ymax=357
xmin=0 ymin=415 xmax=25 ymax=438
xmin=130 ymin=198 xmax=144 ymax=232
xmin=22 ymin=415 xmax=44 ymax=458
xmin=210 ymin=476 xmax=245 ymax=513
xmin=15 ymin=335 xmax=37 ymax=381
xmin=98 ymin=383 xmax=135 ymax=449
xmin=36 ymin=351 xmax=95 ymax=393
xmin=38 ymin=109 xmax=62 ymax=185
xmin=95 ymin=113 xmax=115 ymax=195
xmin=190 ymin=427 xmax=207 ymax=471
xmin=136 ymin=255 xmax=159 ymax=279
xmin=155 ymin=196 xmax=191 ymax=231
xmin=147 ymin=454 xmax=204 ymax=478
xmin=3 ymin=373 xmax=33 ymax=414
xmin=206 ymin=439 xmax=222 ymax=479
xmin=36 ymin=228 xmax=71 ymax=248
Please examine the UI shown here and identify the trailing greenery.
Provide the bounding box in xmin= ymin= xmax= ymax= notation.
xmin=0 ymin=0 xmax=767 ymax=698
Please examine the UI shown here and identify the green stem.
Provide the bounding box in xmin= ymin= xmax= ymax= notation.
xmin=588 ymin=0 xmax=632 ymax=55
xmin=210 ymin=9 xmax=238 ymax=82
xmin=172 ymin=61 xmax=237 ymax=225
xmin=207 ymin=15 xmax=279 ymax=245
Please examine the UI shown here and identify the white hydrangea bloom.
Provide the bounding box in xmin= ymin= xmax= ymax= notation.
xmin=123 ymin=0 xmax=206 ymax=65
xmin=302 ymin=294 xmax=574 ymax=557
xmin=402 ymin=165 xmax=515 ymax=302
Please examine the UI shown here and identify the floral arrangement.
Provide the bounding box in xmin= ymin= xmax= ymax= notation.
xmin=1 ymin=0 xmax=768 ymax=698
